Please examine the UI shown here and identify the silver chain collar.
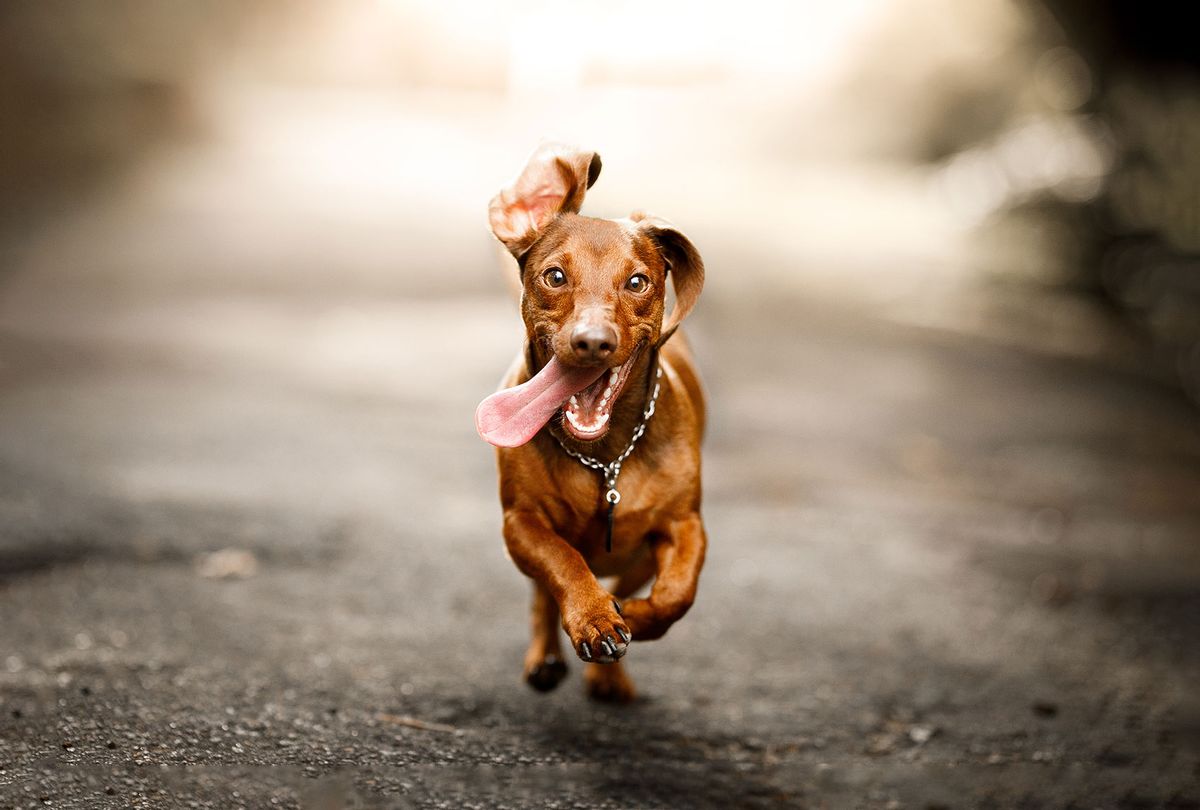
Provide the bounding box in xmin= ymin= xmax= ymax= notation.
xmin=555 ymin=362 xmax=663 ymax=508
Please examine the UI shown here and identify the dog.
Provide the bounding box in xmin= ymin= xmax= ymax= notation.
xmin=475 ymin=143 xmax=707 ymax=703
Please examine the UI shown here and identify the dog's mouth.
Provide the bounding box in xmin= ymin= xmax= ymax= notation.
xmin=474 ymin=342 xmax=646 ymax=449
xmin=559 ymin=344 xmax=644 ymax=442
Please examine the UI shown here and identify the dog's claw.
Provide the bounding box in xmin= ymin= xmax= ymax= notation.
xmin=579 ymin=641 xmax=593 ymax=661
xmin=612 ymin=599 xmax=622 ymax=615
xmin=616 ymin=627 xmax=631 ymax=643
xmin=600 ymin=638 xmax=615 ymax=658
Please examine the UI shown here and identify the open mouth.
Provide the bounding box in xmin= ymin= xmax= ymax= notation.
xmin=560 ymin=344 xmax=644 ymax=441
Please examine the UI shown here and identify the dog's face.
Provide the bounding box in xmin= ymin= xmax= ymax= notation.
xmin=488 ymin=143 xmax=704 ymax=442
xmin=521 ymin=214 xmax=665 ymax=371
xmin=518 ymin=215 xmax=667 ymax=440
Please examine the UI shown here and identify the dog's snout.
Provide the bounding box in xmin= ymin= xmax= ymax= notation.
xmin=571 ymin=323 xmax=618 ymax=361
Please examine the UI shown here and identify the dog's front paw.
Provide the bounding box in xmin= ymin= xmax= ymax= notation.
xmin=562 ymin=593 xmax=631 ymax=664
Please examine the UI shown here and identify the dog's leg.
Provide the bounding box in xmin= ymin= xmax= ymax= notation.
xmin=582 ymin=555 xmax=654 ymax=703
xmin=584 ymin=660 xmax=637 ymax=703
xmin=619 ymin=514 xmax=707 ymax=641
xmin=504 ymin=510 xmax=631 ymax=663
xmin=523 ymin=582 xmax=567 ymax=692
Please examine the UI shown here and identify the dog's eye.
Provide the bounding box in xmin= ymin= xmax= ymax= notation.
xmin=542 ymin=268 xmax=566 ymax=288
xmin=625 ymin=273 xmax=650 ymax=293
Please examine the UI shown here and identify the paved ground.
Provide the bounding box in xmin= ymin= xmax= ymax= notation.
xmin=2 ymin=96 xmax=1200 ymax=808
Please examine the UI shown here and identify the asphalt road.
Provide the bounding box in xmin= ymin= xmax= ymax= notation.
xmin=2 ymin=132 xmax=1200 ymax=808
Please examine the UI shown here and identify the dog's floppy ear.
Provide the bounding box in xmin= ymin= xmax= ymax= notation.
xmin=632 ymin=211 xmax=705 ymax=347
xmin=488 ymin=142 xmax=602 ymax=258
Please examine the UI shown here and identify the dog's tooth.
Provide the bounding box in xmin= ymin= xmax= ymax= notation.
xmin=569 ymin=395 xmax=578 ymax=407
xmin=603 ymin=386 xmax=612 ymax=398
xmin=565 ymin=404 xmax=609 ymax=433
xmin=609 ymin=369 xmax=619 ymax=383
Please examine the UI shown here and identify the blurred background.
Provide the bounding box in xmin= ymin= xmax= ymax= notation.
xmin=1 ymin=1 xmax=1198 ymax=807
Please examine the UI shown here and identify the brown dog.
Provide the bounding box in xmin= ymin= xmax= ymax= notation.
xmin=475 ymin=143 xmax=707 ymax=703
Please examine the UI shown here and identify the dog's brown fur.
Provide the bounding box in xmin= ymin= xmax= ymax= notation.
xmin=486 ymin=143 xmax=707 ymax=703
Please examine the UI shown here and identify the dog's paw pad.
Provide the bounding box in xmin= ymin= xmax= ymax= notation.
xmin=524 ymin=655 xmax=568 ymax=692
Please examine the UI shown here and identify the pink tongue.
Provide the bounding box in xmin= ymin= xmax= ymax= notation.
xmin=475 ymin=357 xmax=606 ymax=448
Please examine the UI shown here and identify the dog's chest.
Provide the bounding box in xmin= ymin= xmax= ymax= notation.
xmin=552 ymin=455 xmax=688 ymax=562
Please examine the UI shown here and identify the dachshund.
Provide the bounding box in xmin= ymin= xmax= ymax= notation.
xmin=476 ymin=143 xmax=707 ymax=702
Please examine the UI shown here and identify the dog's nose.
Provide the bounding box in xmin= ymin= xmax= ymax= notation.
xmin=571 ymin=323 xmax=618 ymax=361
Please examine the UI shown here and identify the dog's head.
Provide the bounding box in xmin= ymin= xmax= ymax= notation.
xmin=487 ymin=142 xmax=704 ymax=442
